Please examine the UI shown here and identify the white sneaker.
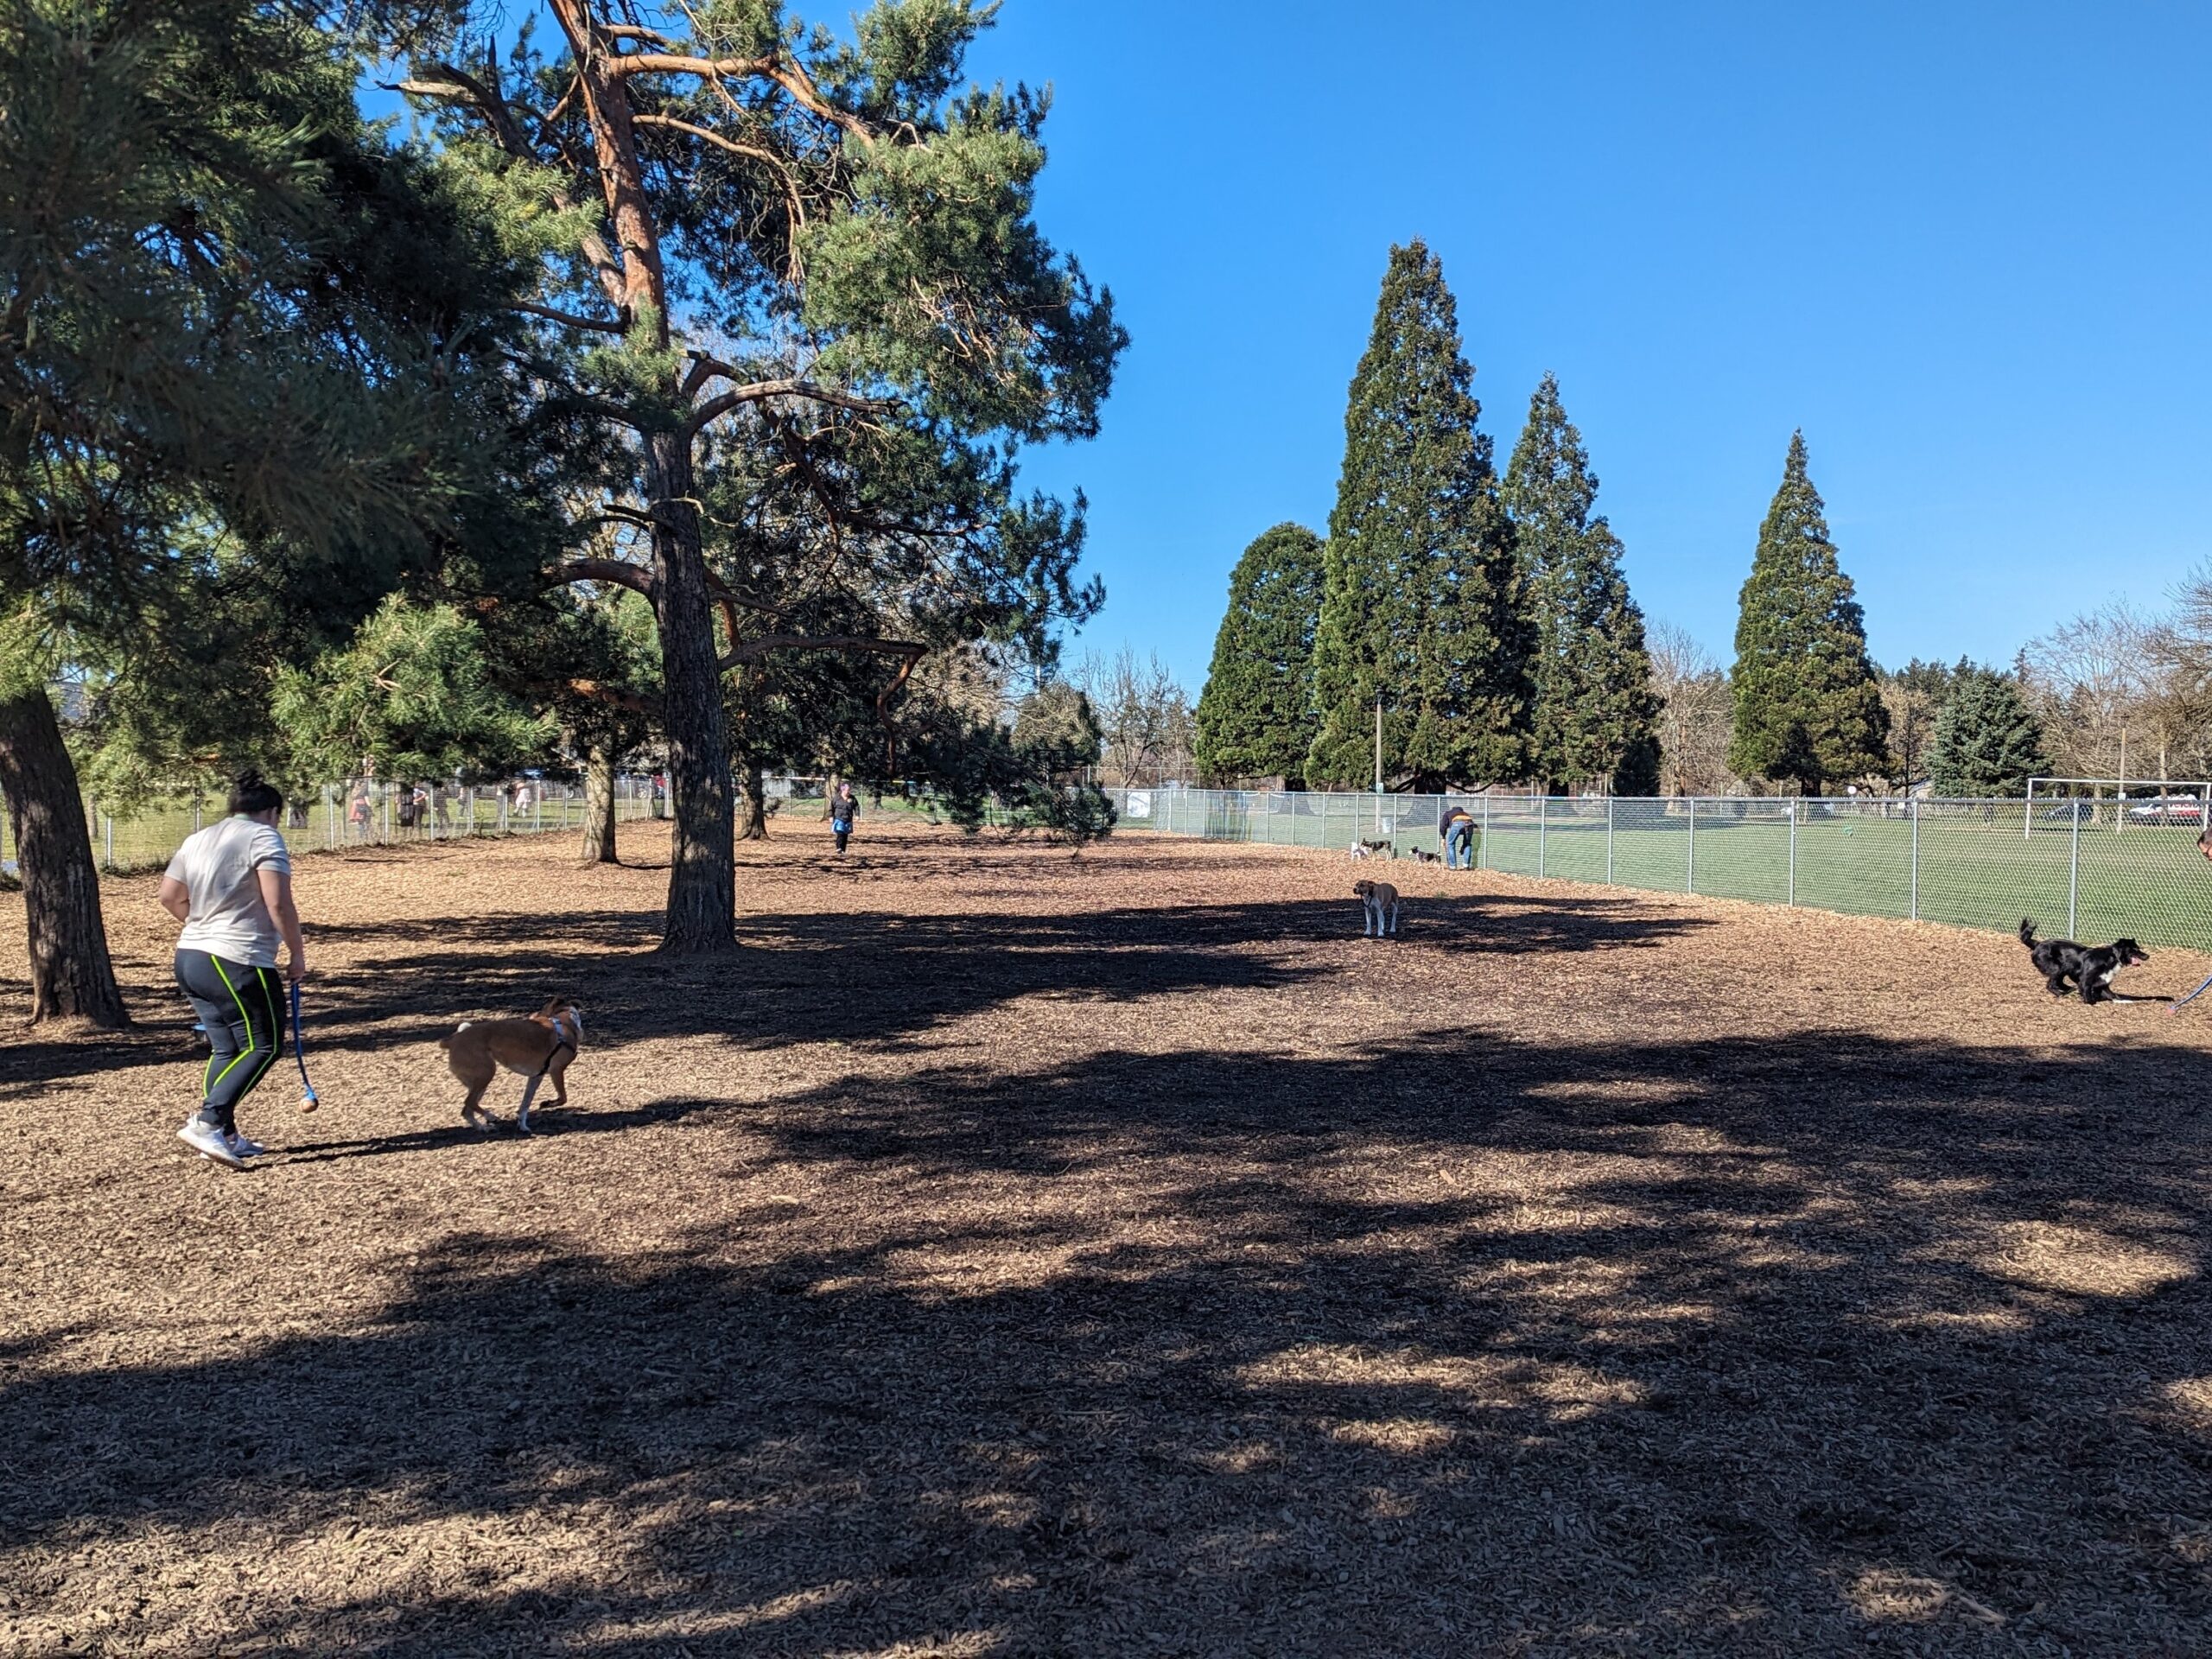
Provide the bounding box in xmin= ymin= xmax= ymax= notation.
xmin=226 ymin=1131 xmax=267 ymax=1160
xmin=179 ymin=1121 xmax=245 ymax=1169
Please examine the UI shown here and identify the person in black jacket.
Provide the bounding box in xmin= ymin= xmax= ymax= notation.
xmin=827 ymin=781 xmax=859 ymax=855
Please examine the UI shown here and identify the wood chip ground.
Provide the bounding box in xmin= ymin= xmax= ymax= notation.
xmin=3 ymin=820 xmax=2211 ymax=1656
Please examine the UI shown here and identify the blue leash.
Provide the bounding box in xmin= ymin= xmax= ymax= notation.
xmin=2169 ymin=972 xmax=2212 ymax=1013
xmin=289 ymin=982 xmax=321 ymax=1110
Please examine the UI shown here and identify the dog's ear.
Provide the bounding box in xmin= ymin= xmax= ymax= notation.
xmin=538 ymin=995 xmax=575 ymax=1018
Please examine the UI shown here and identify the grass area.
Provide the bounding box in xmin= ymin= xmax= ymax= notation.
xmin=1480 ymin=815 xmax=2212 ymax=950
xmin=1119 ymin=793 xmax=2212 ymax=951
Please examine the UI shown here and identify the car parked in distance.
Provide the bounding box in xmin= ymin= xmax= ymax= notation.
xmin=2126 ymin=796 xmax=2205 ymax=823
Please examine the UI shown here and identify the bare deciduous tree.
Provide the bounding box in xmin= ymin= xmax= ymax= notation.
xmin=1647 ymin=621 xmax=1736 ymax=796
xmin=1071 ymin=650 xmax=1195 ymax=788
xmin=2018 ymin=603 xmax=2165 ymax=787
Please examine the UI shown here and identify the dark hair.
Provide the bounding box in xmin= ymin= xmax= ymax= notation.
xmin=228 ymin=770 xmax=283 ymax=817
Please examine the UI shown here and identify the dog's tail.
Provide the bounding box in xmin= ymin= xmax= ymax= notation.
xmin=436 ymin=1019 xmax=474 ymax=1052
xmin=2019 ymin=918 xmax=2037 ymax=948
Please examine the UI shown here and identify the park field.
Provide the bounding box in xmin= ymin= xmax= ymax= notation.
xmin=4 ymin=823 xmax=2212 ymax=1654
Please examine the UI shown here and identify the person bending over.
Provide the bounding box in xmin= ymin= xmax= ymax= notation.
xmin=1440 ymin=804 xmax=1476 ymax=870
xmin=159 ymin=772 xmax=308 ymax=1169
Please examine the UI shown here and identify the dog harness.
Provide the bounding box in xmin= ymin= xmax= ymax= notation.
xmin=537 ymin=1014 xmax=579 ymax=1078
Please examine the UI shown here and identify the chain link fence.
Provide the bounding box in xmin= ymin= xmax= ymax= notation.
xmin=4 ymin=776 xmax=667 ymax=877
xmin=1103 ymin=787 xmax=2212 ymax=951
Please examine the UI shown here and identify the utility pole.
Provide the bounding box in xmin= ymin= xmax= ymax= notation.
xmin=1373 ymin=691 xmax=1382 ymax=795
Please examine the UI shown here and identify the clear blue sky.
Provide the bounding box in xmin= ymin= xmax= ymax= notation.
xmin=955 ymin=0 xmax=2212 ymax=690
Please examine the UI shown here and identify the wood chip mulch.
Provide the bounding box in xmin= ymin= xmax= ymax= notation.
xmin=3 ymin=820 xmax=2211 ymax=1656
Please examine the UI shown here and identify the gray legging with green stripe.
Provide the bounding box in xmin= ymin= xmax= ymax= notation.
xmin=175 ymin=949 xmax=284 ymax=1133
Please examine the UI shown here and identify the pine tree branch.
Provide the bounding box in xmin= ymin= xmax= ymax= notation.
xmin=601 ymin=50 xmax=878 ymax=149
xmin=550 ymin=558 xmax=656 ymax=599
xmin=511 ymin=299 xmax=629 ymax=334
xmin=687 ymin=373 xmax=895 ymax=433
xmin=717 ymin=635 xmax=924 ymax=671
xmin=563 ymin=677 xmax=654 ymax=714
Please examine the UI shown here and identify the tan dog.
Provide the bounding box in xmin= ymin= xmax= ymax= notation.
xmin=1353 ymin=879 xmax=1400 ymax=939
xmin=439 ymin=996 xmax=583 ymax=1134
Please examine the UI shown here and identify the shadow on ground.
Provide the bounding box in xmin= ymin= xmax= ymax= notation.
xmin=5 ymin=1013 xmax=2211 ymax=1654
xmin=239 ymin=887 xmax=1712 ymax=1064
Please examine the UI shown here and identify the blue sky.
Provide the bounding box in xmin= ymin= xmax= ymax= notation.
xmin=952 ymin=1 xmax=2211 ymax=690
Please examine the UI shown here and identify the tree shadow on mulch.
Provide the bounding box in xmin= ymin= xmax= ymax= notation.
xmin=207 ymin=889 xmax=1711 ymax=1061
xmin=6 ymin=1024 xmax=2211 ymax=1654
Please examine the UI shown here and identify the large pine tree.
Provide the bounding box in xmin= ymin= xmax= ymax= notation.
xmin=1728 ymin=433 xmax=1890 ymax=792
xmin=1193 ymin=523 xmax=1325 ymax=785
xmin=1503 ymin=374 xmax=1661 ymax=795
xmin=1307 ymin=241 xmax=1529 ymax=790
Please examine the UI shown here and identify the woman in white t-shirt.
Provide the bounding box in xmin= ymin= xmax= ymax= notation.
xmin=158 ymin=772 xmax=308 ymax=1169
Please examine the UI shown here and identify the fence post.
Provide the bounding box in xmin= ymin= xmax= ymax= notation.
xmin=1538 ymin=792 xmax=1548 ymax=879
xmin=102 ymin=813 xmax=114 ymax=871
xmin=1787 ymin=798 xmax=1796 ymax=906
xmin=535 ymin=790 xmax=543 ymax=834
xmin=1479 ymin=793 xmax=1490 ymax=871
xmin=2068 ymin=803 xmax=2081 ymax=937
xmin=1605 ymin=796 xmax=1615 ymax=885
xmin=1685 ymin=797 xmax=1696 ymax=894
xmin=1909 ymin=798 xmax=1920 ymax=920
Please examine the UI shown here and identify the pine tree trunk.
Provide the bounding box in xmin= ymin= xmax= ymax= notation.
xmin=581 ymin=744 xmax=619 ymax=864
xmin=737 ymin=761 xmax=768 ymax=841
xmin=0 ymin=689 xmax=127 ymax=1027
xmin=645 ymin=428 xmax=735 ymax=952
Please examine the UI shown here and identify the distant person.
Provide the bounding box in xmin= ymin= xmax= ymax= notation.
xmin=2198 ymin=824 xmax=2212 ymax=864
xmin=827 ymin=781 xmax=859 ymax=855
xmin=409 ymin=784 xmax=430 ymax=834
xmin=159 ymin=772 xmax=307 ymax=1169
xmin=347 ymin=783 xmax=372 ymax=843
xmin=1440 ymin=803 xmax=1476 ymax=870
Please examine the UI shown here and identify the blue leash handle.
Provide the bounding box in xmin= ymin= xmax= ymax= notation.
xmin=289 ymin=982 xmax=320 ymax=1103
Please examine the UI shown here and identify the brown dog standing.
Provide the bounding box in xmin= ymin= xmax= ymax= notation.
xmin=439 ymin=996 xmax=583 ymax=1134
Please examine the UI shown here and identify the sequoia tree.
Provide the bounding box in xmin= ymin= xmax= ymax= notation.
xmin=1503 ymin=374 xmax=1660 ymax=794
xmin=394 ymin=0 xmax=1122 ymax=951
xmin=1728 ymin=433 xmax=1889 ymax=792
xmin=1193 ymin=523 xmax=1324 ymax=785
xmin=1308 ymin=242 xmax=1528 ymax=790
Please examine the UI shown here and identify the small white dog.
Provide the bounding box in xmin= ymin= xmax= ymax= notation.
xmin=1354 ymin=879 xmax=1400 ymax=939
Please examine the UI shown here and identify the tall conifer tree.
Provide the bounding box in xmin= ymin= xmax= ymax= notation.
xmin=1193 ymin=523 xmax=1325 ymax=785
xmin=1308 ymin=241 xmax=1529 ymax=789
xmin=1728 ymin=433 xmax=1889 ymax=792
xmin=1503 ymin=374 xmax=1661 ymax=794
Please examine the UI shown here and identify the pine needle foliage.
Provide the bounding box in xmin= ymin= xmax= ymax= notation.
xmin=1308 ymin=240 xmax=1529 ymax=791
xmin=1193 ymin=522 xmax=1324 ymax=785
xmin=1503 ymin=374 xmax=1660 ymax=795
xmin=1728 ymin=432 xmax=1889 ymax=792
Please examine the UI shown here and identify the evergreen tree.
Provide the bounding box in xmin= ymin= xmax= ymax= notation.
xmin=1927 ymin=667 xmax=2048 ymax=796
xmin=1308 ymin=241 xmax=1529 ymax=790
xmin=1503 ymin=374 xmax=1662 ymax=795
xmin=0 ymin=0 xmax=562 ymax=1024
xmin=1193 ymin=523 xmax=1325 ymax=785
xmin=1728 ymin=433 xmax=1890 ymax=792
xmin=395 ymin=0 xmax=1123 ymax=953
